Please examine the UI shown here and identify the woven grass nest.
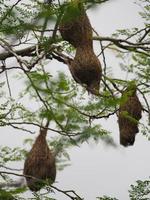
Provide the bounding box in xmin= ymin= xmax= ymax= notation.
xmin=59 ymin=1 xmax=92 ymax=48
xmin=23 ymin=123 xmax=56 ymax=191
xmin=69 ymin=46 xmax=102 ymax=95
xmin=59 ymin=0 xmax=102 ymax=95
xmin=118 ymin=84 xmax=142 ymax=146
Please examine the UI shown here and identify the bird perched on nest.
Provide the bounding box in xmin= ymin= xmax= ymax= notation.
xmin=118 ymin=84 xmax=142 ymax=146
xmin=23 ymin=121 xmax=56 ymax=191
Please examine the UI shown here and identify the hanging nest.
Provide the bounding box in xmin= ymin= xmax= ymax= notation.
xmin=118 ymin=84 xmax=142 ymax=146
xmin=69 ymin=46 xmax=102 ymax=95
xmin=23 ymin=123 xmax=56 ymax=191
xmin=59 ymin=1 xmax=92 ymax=48
xmin=59 ymin=0 xmax=102 ymax=95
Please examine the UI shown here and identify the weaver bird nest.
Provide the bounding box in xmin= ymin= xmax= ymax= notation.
xmin=59 ymin=0 xmax=102 ymax=95
xmin=118 ymin=84 xmax=142 ymax=146
xmin=23 ymin=124 xmax=56 ymax=191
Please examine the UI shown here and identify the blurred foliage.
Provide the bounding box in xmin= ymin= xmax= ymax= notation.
xmin=129 ymin=179 xmax=150 ymax=200
xmin=0 ymin=146 xmax=26 ymax=164
xmin=97 ymin=178 xmax=150 ymax=200
xmin=97 ymin=196 xmax=118 ymax=200
xmin=0 ymin=187 xmax=28 ymax=200
xmin=0 ymin=188 xmax=16 ymax=200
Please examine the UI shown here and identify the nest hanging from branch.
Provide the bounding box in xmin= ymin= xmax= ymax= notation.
xmin=23 ymin=122 xmax=56 ymax=191
xmin=59 ymin=1 xmax=92 ymax=48
xmin=69 ymin=46 xmax=102 ymax=95
xmin=59 ymin=0 xmax=102 ymax=95
xmin=118 ymin=84 xmax=142 ymax=146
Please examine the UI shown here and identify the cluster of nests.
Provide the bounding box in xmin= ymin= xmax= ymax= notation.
xmin=58 ymin=1 xmax=143 ymax=146
xmin=23 ymin=0 xmax=143 ymax=192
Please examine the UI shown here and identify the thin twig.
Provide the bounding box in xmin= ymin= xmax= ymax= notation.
xmin=8 ymin=123 xmax=35 ymax=134
xmin=0 ymin=171 xmax=83 ymax=200
xmin=138 ymin=88 xmax=150 ymax=125
xmin=0 ymin=0 xmax=22 ymax=24
xmin=93 ymin=36 xmax=150 ymax=56
xmin=0 ymin=165 xmax=22 ymax=172
xmin=3 ymin=61 xmax=12 ymax=97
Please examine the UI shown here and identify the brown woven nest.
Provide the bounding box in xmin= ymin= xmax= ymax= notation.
xmin=118 ymin=84 xmax=142 ymax=146
xmin=69 ymin=46 xmax=102 ymax=95
xmin=59 ymin=0 xmax=102 ymax=95
xmin=23 ymin=123 xmax=56 ymax=191
xmin=59 ymin=2 xmax=92 ymax=48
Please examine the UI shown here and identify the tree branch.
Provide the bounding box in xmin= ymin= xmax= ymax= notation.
xmin=0 ymin=165 xmax=22 ymax=172
xmin=93 ymin=36 xmax=150 ymax=56
xmin=0 ymin=45 xmax=36 ymax=60
xmin=0 ymin=178 xmax=25 ymax=188
xmin=0 ymin=171 xmax=83 ymax=200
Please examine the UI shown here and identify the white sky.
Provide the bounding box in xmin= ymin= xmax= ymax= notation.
xmin=0 ymin=0 xmax=149 ymax=200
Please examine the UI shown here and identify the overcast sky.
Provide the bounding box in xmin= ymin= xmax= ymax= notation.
xmin=0 ymin=0 xmax=149 ymax=200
